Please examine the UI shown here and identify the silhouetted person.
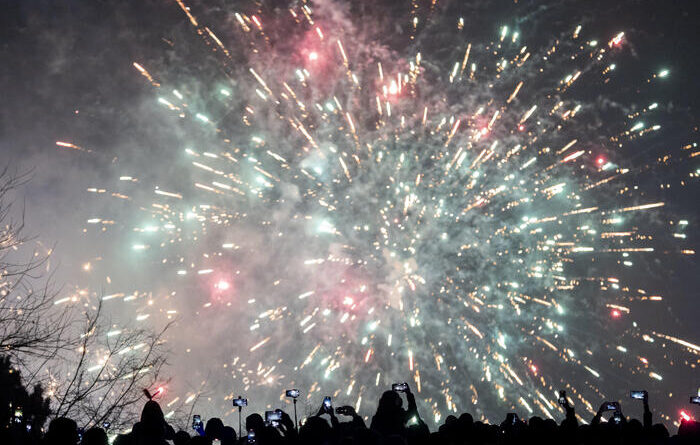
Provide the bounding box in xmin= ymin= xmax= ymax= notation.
xmin=174 ymin=430 xmax=191 ymax=445
xmin=625 ymin=418 xmax=644 ymax=444
xmin=299 ymin=416 xmax=333 ymax=445
xmin=221 ymin=426 xmax=237 ymax=445
xmin=351 ymin=427 xmax=382 ymax=445
xmin=6 ymin=381 xmax=700 ymax=445
xmin=243 ymin=413 xmax=283 ymax=444
xmin=275 ymin=409 xmax=297 ymax=442
xmin=129 ymin=400 xmax=175 ymax=445
xmin=45 ymin=417 xmax=79 ymax=445
xmin=384 ymin=435 xmax=407 ymax=445
xmin=652 ymin=422 xmax=670 ymax=442
xmin=371 ymin=390 xmax=404 ymax=437
xmin=557 ymin=388 xmax=578 ymax=443
xmin=81 ymin=427 xmax=108 ymax=445
xmin=678 ymin=419 xmax=700 ymax=444
xmin=370 ymin=383 xmax=428 ymax=444
xmin=113 ymin=433 xmax=131 ymax=445
xmin=336 ymin=405 xmax=366 ymax=430
xmin=592 ymin=401 xmax=625 ymax=426
xmin=246 ymin=413 xmax=265 ymax=434
xmin=205 ymin=417 xmax=225 ymax=443
xmin=190 ymin=436 xmax=208 ymax=445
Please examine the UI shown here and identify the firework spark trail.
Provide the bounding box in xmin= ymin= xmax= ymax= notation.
xmin=63 ymin=0 xmax=697 ymax=429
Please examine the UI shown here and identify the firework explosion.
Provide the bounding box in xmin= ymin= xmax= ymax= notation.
xmin=53 ymin=0 xmax=697 ymax=429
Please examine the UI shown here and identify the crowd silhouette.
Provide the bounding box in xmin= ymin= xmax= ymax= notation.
xmin=3 ymin=383 xmax=699 ymax=445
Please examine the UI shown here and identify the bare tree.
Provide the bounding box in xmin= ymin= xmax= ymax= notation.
xmin=0 ymin=168 xmax=173 ymax=430
xmin=50 ymin=300 xmax=172 ymax=430
xmin=0 ymin=168 xmax=74 ymax=373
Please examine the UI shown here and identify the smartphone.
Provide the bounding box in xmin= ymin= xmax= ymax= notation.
xmin=690 ymin=396 xmax=700 ymax=405
xmin=13 ymin=408 xmax=23 ymax=423
xmin=213 ymin=440 xmax=221 ymax=445
xmin=102 ymin=421 xmax=111 ymax=430
xmin=192 ymin=415 xmax=203 ymax=430
xmin=286 ymin=389 xmax=300 ymax=398
xmin=336 ymin=406 xmax=351 ymax=415
xmin=265 ymin=410 xmax=282 ymax=422
xmin=323 ymin=396 xmax=332 ymax=410
xmin=247 ymin=430 xmax=256 ymax=444
xmin=510 ymin=413 xmax=520 ymax=425
xmin=392 ymin=382 xmax=408 ymax=392
xmin=604 ymin=402 xmax=618 ymax=411
xmin=233 ymin=397 xmax=248 ymax=407
xmin=630 ymin=390 xmax=646 ymax=400
xmin=558 ymin=390 xmax=566 ymax=406
xmin=77 ymin=428 xmax=85 ymax=441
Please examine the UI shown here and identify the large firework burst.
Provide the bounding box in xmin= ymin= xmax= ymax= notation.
xmin=58 ymin=0 xmax=697 ymax=429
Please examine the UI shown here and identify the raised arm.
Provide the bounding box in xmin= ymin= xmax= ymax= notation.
xmin=558 ymin=390 xmax=577 ymax=427
xmin=278 ymin=409 xmax=298 ymax=441
xmin=592 ymin=401 xmax=617 ymax=425
xmin=642 ymin=391 xmax=652 ymax=429
xmin=315 ymin=400 xmax=341 ymax=429
xmin=404 ymin=384 xmax=421 ymax=422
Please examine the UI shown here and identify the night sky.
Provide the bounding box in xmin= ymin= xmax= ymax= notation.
xmin=1 ymin=0 xmax=699 ymax=429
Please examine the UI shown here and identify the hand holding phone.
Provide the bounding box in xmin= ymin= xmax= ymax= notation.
xmin=192 ymin=415 xmax=203 ymax=431
xmin=598 ymin=401 xmax=619 ymax=414
xmin=605 ymin=402 xmax=619 ymax=411
xmin=558 ymin=390 xmax=567 ymax=406
xmin=322 ymin=396 xmax=332 ymax=412
xmin=233 ymin=397 xmax=248 ymax=407
xmin=602 ymin=401 xmax=619 ymax=411
xmin=392 ymin=382 xmax=409 ymax=393
xmin=690 ymin=396 xmax=700 ymax=405
xmin=265 ymin=410 xmax=282 ymax=422
xmin=266 ymin=411 xmax=280 ymax=420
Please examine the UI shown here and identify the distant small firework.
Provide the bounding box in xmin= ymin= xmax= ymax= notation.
xmin=216 ymin=280 xmax=231 ymax=291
